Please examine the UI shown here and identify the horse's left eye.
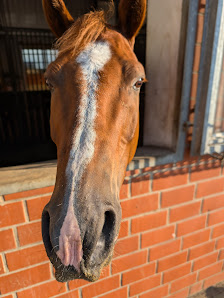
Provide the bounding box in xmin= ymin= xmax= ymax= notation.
xmin=45 ymin=79 xmax=54 ymax=92
xmin=133 ymin=78 xmax=144 ymax=91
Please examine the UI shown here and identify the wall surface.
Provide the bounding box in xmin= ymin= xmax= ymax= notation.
xmin=1 ymin=156 xmax=224 ymax=298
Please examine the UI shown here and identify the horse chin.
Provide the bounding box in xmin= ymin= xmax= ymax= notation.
xmin=54 ymin=258 xmax=109 ymax=282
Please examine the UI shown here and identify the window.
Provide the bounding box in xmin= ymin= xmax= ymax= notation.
xmin=191 ymin=0 xmax=224 ymax=156
xmin=22 ymin=48 xmax=57 ymax=91
xmin=129 ymin=0 xmax=199 ymax=170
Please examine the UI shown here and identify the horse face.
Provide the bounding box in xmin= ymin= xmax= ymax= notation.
xmin=42 ymin=0 xmax=146 ymax=282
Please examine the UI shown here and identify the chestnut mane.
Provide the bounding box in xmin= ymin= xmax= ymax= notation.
xmin=55 ymin=10 xmax=110 ymax=58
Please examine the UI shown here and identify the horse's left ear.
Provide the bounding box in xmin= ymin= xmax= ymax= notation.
xmin=42 ymin=0 xmax=74 ymax=38
xmin=118 ymin=0 xmax=146 ymax=47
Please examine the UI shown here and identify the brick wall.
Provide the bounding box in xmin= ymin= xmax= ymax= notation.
xmin=1 ymin=157 xmax=224 ymax=298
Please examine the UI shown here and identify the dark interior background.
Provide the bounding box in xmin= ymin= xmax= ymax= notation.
xmin=0 ymin=0 xmax=146 ymax=167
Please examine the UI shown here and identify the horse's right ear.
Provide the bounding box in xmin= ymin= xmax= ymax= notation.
xmin=42 ymin=0 xmax=74 ymax=38
xmin=118 ymin=0 xmax=146 ymax=47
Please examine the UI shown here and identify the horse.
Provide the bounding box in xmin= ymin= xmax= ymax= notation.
xmin=41 ymin=0 xmax=146 ymax=282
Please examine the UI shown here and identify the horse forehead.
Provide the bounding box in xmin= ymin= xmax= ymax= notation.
xmin=76 ymin=41 xmax=112 ymax=71
xmin=75 ymin=31 xmax=137 ymax=70
xmin=103 ymin=30 xmax=137 ymax=59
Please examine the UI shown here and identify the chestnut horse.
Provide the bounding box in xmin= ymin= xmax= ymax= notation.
xmin=42 ymin=0 xmax=146 ymax=282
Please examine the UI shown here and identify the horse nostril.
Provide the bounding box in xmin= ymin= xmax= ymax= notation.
xmin=42 ymin=209 xmax=53 ymax=259
xmin=101 ymin=210 xmax=116 ymax=249
xmin=86 ymin=210 xmax=116 ymax=267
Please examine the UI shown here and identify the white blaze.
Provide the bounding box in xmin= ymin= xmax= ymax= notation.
xmin=67 ymin=40 xmax=111 ymax=200
xmin=57 ymin=41 xmax=111 ymax=269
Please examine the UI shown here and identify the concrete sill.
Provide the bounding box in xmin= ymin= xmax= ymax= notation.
xmin=0 ymin=160 xmax=57 ymax=195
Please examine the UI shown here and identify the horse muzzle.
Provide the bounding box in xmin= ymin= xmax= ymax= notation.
xmin=42 ymin=200 xmax=121 ymax=282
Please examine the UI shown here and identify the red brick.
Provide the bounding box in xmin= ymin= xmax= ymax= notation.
xmin=161 ymin=185 xmax=195 ymax=208
xmin=112 ymin=250 xmax=147 ymax=274
xmin=212 ymin=223 xmax=224 ymax=238
xmin=190 ymin=164 xmax=221 ymax=182
xmin=181 ymin=151 xmax=198 ymax=165
xmin=0 ymin=229 xmax=16 ymax=252
xmin=131 ymin=175 xmax=150 ymax=196
xmin=120 ymin=183 xmax=129 ymax=200
xmin=0 ymin=295 xmax=13 ymax=298
xmin=169 ymin=201 xmax=201 ymax=223
xmin=153 ymin=169 xmax=188 ymax=191
xmin=0 ymin=202 xmax=25 ymax=228
xmin=131 ymin=211 xmax=167 ymax=234
xmin=198 ymin=261 xmax=223 ymax=280
xmin=202 ymin=194 xmax=224 ymax=212
xmin=4 ymin=186 xmax=54 ymax=201
xmin=121 ymin=193 xmax=158 ymax=218
xmin=169 ymin=288 xmax=189 ymax=298
xmin=208 ymin=209 xmax=224 ymax=226
xmin=53 ymin=290 xmax=79 ymax=298
xmin=17 ymin=221 xmax=42 ymax=246
xmin=189 ymin=241 xmax=216 ymax=260
xmin=196 ymin=177 xmax=224 ymax=198
xmin=163 ymin=263 xmax=191 ymax=283
xmin=193 ymin=251 xmax=219 ymax=271
xmin=0 ymin=255 xmax=4 ymax=274
xmin=199 ymin=154 xmax=215 ymax=163
xmin=177 ymin=215 xmax=206 ymax=236
xmin=69 ymin=279 xmax=90 ymax=290
xmin=216 ymin=236 xmax=224 ymax=249
xmin=158 ymin=251 xmax=188 ymax=272
xmin=204 ymin=272 xmax=224 ymax=289
xmin=170 ymin=273 xmax=197 ymax=293
xmin=26 ymin=195 xmax=51 ymax=221
xmin=189 ymin=282 xmax=203 ymax=295
xmin=118 ymin=221 xmax=129 ymax=239
xmin=139 ymin=285 xmax=169 ymax=298
xmin=99 ymin=266 xmax=110 ymax=279
xmin=129 ymin=274 xmax=161 ymax=296
xmin=122 ymin=262 xmax=156 ymax=285
xmin=99 ymin=287 xmax=128 ymax=298
xmin=6 ymin=244 xmax=47 ymax=271
xmin=219 ymin=249 xmax=224 ymax=260
xmin=182 ymin=229 xmax=210 ymax=249
xmin=114 ymin=235 xmax=139 ymax=258
xmin=126 ymin=169 xmax=140 ymax=177
xmin=17 ymin=280 xmax=67 ymax=298
xmin=142 ymin=164 xmax=173 ymax=173
xmin=82 ymin=275 xmax=120 ymax=298
xmin=150 ymin=239 xmax=181 ymax=261
xmin=0 ymin=263 xmax=51 ymax=294
xmin=142 ymin=225 xmax=175 ymax=248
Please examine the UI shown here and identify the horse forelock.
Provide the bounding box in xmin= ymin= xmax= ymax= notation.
xmin=55 ymin=10 xmax=110 ymax=58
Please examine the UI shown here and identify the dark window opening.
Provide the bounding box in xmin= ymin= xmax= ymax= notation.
xmin=0 ymin=0 xmax=146 ymax=167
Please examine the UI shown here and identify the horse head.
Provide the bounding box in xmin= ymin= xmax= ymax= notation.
xmin=42 ymin=0 xmax=146 ymax=282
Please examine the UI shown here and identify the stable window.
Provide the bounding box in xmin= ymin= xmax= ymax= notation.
xmin=0 ymin=0 xmax=95 ymax=167
xmin=22 ymin=48 xmax=57 ymax=91
xmin=131 ymin=0 xmax=199 ymax=169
